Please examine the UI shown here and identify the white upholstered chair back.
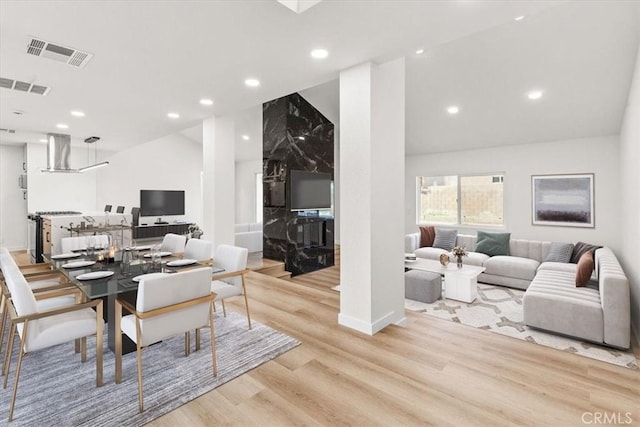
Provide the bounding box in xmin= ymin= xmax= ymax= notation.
xmin=134 ymin=267 xmax=212 ymax=346
xmin=213 ymin=245 xmax=248 ymax=288
xmin=61 ymin=235 xmax=109 ymax=253
xmin=184 ymin=239 xmax=213 ymax=261
xmin=5 ymin=265 xmax=42 ymax=347
xmin=160 ymin=233 xmax=187 ymax=254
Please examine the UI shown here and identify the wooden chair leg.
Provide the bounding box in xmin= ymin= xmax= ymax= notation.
xmin=115 ymin=300 xmax=122 ymax=384
xmin=135 ymin=318 xmax=144 ymax=412
xmin=0 ymin=303 xmax=7 ymax=358
xmin=221 ymin=300 xmax=227 ymax=317
xmin=3 ymin=324 xmax=16 ymax=388
xmin=80 ymin=337 xmax=87 ymax=362
xmin=242 ymin=276 xmax=252 ymax=329
xmin=209 ymin=302 xmax=217 ymax=377
xmin=195 ymin=329 xmax=201 ymax=352
xmin=96 ymin=301 xmax=103 ymax=387
xmin=8 ymin=321 xmax=28 ymax=422
xmin=184 ymin=332 xmax=190 ymax=356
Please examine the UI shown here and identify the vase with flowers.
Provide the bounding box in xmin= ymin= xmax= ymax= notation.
xmin=451 ymin=246 xmax=468 ymax=269
xmin=188 ymin=224 xmax=203 ymax=239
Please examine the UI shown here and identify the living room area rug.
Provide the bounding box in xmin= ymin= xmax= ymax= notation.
xmin=405 ymin=283 xmax=639 ymax=370
xmin=0 ymin=311 xmax=300 ymax=426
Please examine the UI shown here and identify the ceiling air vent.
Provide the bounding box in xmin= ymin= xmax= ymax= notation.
xmin=0 ymin=128 xmax=17 ymax=134
xmin=0 ymin=77 xmax=51 ymax=95
xmin=26 ymin=37 xmax=93 ymax=68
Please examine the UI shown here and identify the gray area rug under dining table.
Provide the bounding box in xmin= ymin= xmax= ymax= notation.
xmin=0 ymin=311 xmax=299 ymax=426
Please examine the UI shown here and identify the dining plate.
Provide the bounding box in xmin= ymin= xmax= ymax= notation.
xmin=131 ymin=245 xmax=152 ymax=251
xmin=76 ymin=271 xmax=114 ymax=281
xmin=166 ymin=258 xmax=197 ymax=267
xmin=132 ymin=272 xmax=169 ymax=282
xmin=62 ymin=260 xmax=96 ymax=269
xmin=143 ymin=251 xmax=172 ymax=258
xmin=51 ymin=252 xmax=82 ymax=260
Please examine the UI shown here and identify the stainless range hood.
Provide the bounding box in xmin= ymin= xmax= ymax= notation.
xmin=41 ymin=133 xmax=109 ymax=173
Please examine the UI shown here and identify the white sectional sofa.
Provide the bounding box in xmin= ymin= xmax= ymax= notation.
xmin=405 ymin=231 xmax=631 ymax=349
xmin=235 ymin=223 xmax=263 ymax=253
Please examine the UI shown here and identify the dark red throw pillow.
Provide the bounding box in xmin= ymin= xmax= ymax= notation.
xmin=419 ymin=226 xmax=436 ymax=248
xmin=575 ymin=251 xmax=595 ymax=287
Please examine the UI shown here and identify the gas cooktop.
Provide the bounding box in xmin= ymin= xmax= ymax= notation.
xmin=35 ymin=211 xmax=82 ymax=216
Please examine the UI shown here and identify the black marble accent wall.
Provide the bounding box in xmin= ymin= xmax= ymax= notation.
xmin=263 ymin=92 xmax=334 ymax=276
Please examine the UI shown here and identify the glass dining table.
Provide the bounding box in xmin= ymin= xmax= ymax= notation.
xmin=44 ymin=252 xmax=223 ymax=354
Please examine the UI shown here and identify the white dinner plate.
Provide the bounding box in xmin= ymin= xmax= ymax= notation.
xmin=62 ymin=260 xmax=96 ymax=269
xmin=143 ymin=251 xmax=172 ymax=258
xmin=166 ymin=258 xmax=197 ymax=267
xmin=76 ymin=271 xmax=114 ymax=281
xmin=131 ymin=245 xmax=151 ymax=251
xmin=405 ymin=259 xmax=416 ymax=263
xmin=132 ymin=272 xmax=169 ymax=282
xmin=51 ymin=252 xmax=82 ymax=260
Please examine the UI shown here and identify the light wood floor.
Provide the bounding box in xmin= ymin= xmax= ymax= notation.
xmin=148 ymin=252 xmax=639 ymax=426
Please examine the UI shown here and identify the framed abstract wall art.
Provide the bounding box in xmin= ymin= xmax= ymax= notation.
xmin=531 ymin=173 xmax=594 ymax=228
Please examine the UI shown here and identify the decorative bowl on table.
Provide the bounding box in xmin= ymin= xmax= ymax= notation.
xmin=439 ymin=253 xmax=450 ymax=266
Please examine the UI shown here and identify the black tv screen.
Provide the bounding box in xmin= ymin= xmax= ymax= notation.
xmin=140 ymin=190 xmax=185 ymax=216
xmin=289 ymin=170 xmax=332 ymax=211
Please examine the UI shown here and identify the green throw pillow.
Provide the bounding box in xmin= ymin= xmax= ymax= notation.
xmin=475 ymin=231 xmax=511 ymax=257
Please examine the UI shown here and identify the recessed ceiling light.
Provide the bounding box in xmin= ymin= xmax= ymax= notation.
xmin=527 ymin=90 xmax=543 ymax=100
xmin=415 ymin=48 xmax=425 ymax=55
xmin=56 ymin=123 xmax=69 ymax=129
xmin=199 ymin=98 xmax=213 ymax=106
xmin=515 ymin=16 xmax=525 ymax=21
xmin=244 ymin=78 xmax=260 ymax=87
xmin=241 ymin=135 xmax=250 ymax=141
xmin=310 ymin=48 xmax=329 ymax=59
xmin=70 ymin=110 xmax=85 ymax=117
xmin=39 ymin=138 xmax=47 ymax=143
xmin=447 ymin=106 xmax=460 ymax=115
xmin=167 ymin=112 xmax=180 ymax=119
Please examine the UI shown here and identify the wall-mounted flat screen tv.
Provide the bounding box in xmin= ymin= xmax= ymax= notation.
xmin=289 ymin=170 xmax=332 ymax=211
xmin=140 ymin=190 xmax=185 ymax=216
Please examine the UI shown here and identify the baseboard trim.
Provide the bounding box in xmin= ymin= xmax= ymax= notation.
xmin=338 ymin=310 xmax=405 ymax=335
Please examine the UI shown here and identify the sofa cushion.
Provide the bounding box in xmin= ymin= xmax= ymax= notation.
xmin=483 ymin=256 xmax=540 ymax=281
xmin=544 ymin=242 xmax=574 ymax=263
xmin=537 ymin=262 xmax=578 ymax=274
xmin=575 ymin=251 xmax=595 ymax=287
xmin=570 ymin=241 xmax=600 ymax=264
xmin=414 ymin=246 xmax=448 ymax=260
xmin=475 ymin=231 xmax=511 ymax=256
xmin=419 ymin=226 xmax=436 ymax=248
xmin=248 ymin=223 xmax=263 ymax=232
xmin=433 ymin=228 xmax=457 ymax=251
xmin=464 ymin=251 xmax=490 ymax=267
xmin=234 ymin=224 xmax=250 ymax=233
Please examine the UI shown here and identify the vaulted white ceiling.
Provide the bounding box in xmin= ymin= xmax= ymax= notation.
xmin=1 ymin=1 xmax=638 ymax=158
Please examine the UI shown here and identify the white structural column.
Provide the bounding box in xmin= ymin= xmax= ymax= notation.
xmin=202 ymin=115 xmax=235 ymax=248
xmin=338 ymin=58 xmax=406 ymax=334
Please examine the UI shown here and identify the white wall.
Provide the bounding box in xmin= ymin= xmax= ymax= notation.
xmin=0 ymin=144 xmax=27 ymax=249
xmin=619 ymin=42 xmax=640 ymax=341
xmin=26 ymin=143 xmax=97 ymax=213
xmin=405 ymin=135 xmax=622 ymax=254
xmin=96 ymin=133 xmax=202 ymax=227
xmin=235 ymin=160 xmax=261 ymax=224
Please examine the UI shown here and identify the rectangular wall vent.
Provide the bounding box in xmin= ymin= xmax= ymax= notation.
xmin=26 ymin=37 xmax=93 ymax=68
xmin=0 ymin=77 xmax=51 ymax=96
xmin=0 ymin=128 xmax=17 ymax=134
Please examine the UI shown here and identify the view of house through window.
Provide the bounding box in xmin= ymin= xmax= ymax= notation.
xmin=417 ymin=174 xmax=504 ymax=226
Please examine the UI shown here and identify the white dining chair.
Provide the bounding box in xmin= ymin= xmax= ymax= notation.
xmin=115 ymin=267 xmax=216 ymax=412
xmin=3 ymin=269 xmax=103 ymax=421
xmin=211 ymin=245 xmax=251 ymax=329
xmin=183 ymin=239 xmax=213 ymax=262
xmin=160 ymin=233 xmax=187 ymax=254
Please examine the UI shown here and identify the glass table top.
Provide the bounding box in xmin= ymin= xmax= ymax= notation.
xmin=44 ymin=254 xmax=223 ymax=299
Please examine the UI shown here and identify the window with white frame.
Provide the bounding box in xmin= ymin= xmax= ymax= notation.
xmin=417 ymin=173 xmax=504 ymax=226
